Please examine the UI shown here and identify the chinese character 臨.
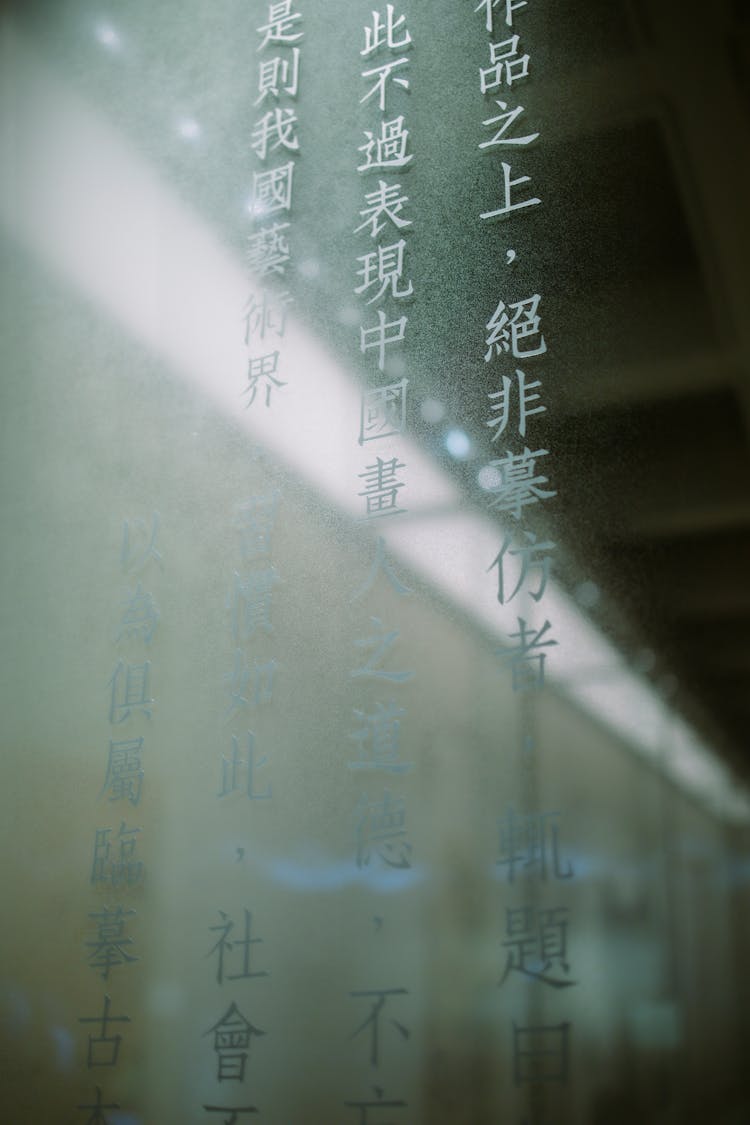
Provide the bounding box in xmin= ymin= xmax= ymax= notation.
xmin=90 ymin=823 xmax=144 ymax=889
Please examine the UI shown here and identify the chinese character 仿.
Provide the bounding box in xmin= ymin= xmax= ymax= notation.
xmin=485 ymin=294 xmax=546 ymax=360
xmin=355 ymin=790 xmax=413 ymax=869
xmin=513 ymin=1021 xmax=571 ymax=1086
xmin=360 ymin=311 xmax=408 ymax=372
xmin=480 ymin=34 xmax=531 ymax=93
xmin=352 ymin=535 xmax=413 ymax=600
xmin=358 ymin=117 xmax=413 ymax=172
xmin=487 ymin=531 xmax=555 ymax=604
xmin=108 ymin=661 xmax=153 ymax=724
xmin=255 ymin=48 xmax=300 ymax=104
xmin=482 ymin=447 xmax=555 ymax=519
xmin=360 ymin=57 xmax=410 ymax=113
xmin=480 ymin=99 xmax=539 ymax=149
xmin=486 ymin=371 xmax=545 ymax=440
xmin=208 ymin=909 xmax=269 ymax=985
xmin=79 ymin=994 xmax=131 ymax=1067
xmin=359 ymin=379 xmax=409 ymax=445
xmin=219 ymin=732 xmax=272 ymax=801
xmin=204 ymin=1003 xmax=265 ymax=1082
xmin=358 ymin=457 xmax=408 ymax=520
xmin=90 ymin=823 xmax=144 ymax=889
xmin=481 ymin=161 xmax=541 ymax=221
xmin=349 ymin=701 xmax=412 ymax=774
xmin=500 ymin=906 xmax=576 ymax=988
xmin=85 ymin=905 xmax=138 ymax=980
xmin=499 ymin=616 xmax=557 ymax=691
xmin=496 ymin=805 xmax=574 ymax=882
xmin=100 ymin=737 xmax=144 ymax=806
xmin=350 ymin=987 xmax=410 ymax=1066
xmin=361 ymin=4 xmax=412 ymax=56
xmin=257 ymin=2 xmax=303 ymax=51
xmin=247 ymin=222 xmax=291 ymax=275
xmin=250 ymin=162 xmax=295 ymax=217
xmin=351 ymin=617 xmax=414 ymax=682
xmin=355 ymin=240 xmax=413 ymax=304
xmin=355 ymin=181 xmax=412 ymax=239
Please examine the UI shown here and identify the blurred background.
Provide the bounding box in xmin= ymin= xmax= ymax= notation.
xmin=1 ymin=0 xmax=750 ymax=1122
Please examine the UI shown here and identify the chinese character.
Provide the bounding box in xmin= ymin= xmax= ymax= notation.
xmin=352 ymin=535 xmax=413 ymax=600
xmin=350 ymin=988 xmax=409 ymax=1066
xmin=244 ymin=290 xmax=292 ymax=344
xmin=120 ymin=512 xmax=162 ymax=574
xmin=355 ymin=790 xmax=412 ymax=869
xmin=219 ymin=732 xmax=272 ymax=800
xmin=225 ymin=651 xmax=279 ymax=718
xmin=227 ymin=567 xmax=281 ymax=639
xmin=480 ymin=35 xmax=530 ymax=93
xmin=361 ymin=4 xmax=412 ymax=56
xmin=482 ymin=447 xmax=555 ymax=519
xmin=250 ymin=162 xmax=295 ymax=217
xmin=85 ymin=906 xmax=138 ymax=979
xmin=360 ymin=311 xmax=408 ymax=372
xmin=247 ymin=222 xmax=291 ymax=275
xmin=255 ymin=48 xmax=300 ymax=104
xmin=345 ymin=1087 xmax=407 ymax=1124
xmin=100 ymin=737 xmax=144 ymax=806
xmin=351 ymin=617 xmax=414 ymax=682
xmin=500 ymin=617 xmax=557 ymax=691
xmin=479 ymin=98 xmax=538 ymax=148
xmin=355 ymin=241 xmax=413 ymax=304
xmin=204 ymin=1003 xmax=265 ymax=1082
xmin=500 ymin=906 xmax=575 ymax=988
xmin=481 ymin=161 xmax=540 ymax=220
xmin=513 ymin=1021 xmax=571 ymax=1085
xmin=486 ymin=371 xmax=545 ymax=439
xmin=476 ymin=0 xmax=528 ymax=33
xmin=496 ymin=805 xmax=574 ymax=882
xmin=349 ymin=701 xmax=412 ymax=774
xmin=358 ymin=117 xmax=413 ymax=172
xmin=90 ymin=822 xmax=144 ymax=889
xmin=487 ymin=531 xmax=555 ymax=604
xmin=244 ymin=353 xmax=286 ymax=407
xmin=115 ymin=583 xmax=159 ymax=645
xmin=257 ymin=1 xmax=303 ymax=50
xmin=485 ymin=295 xmax=546 ymax=360
xmin=361 ymin=58 xmax=410 ymax=113
xmin=358 ymin=457 xmax=407 ymax=519
xmin=251 ymin=107 xmax=299 ymax=161
xmin=108 ymin=661 xmax=152 ymax=723
xmin=355 ymin=181 xmax=412 ymax=239
xmin=79 ymin=994 xmax=131 ymax=1067
xmin=76 ymin=1086 xmax=120 ymax=1125
xmin=359 ymin=380 xmax=409 ymax=445
xmin=234 ymin=492 xmax=280 ymax=561
xmin=208 ymin=909 xmax=268 ymax=984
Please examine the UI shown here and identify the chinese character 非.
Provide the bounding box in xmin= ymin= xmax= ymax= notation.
xmin=486 ymin=371 xmax=545 ymax=440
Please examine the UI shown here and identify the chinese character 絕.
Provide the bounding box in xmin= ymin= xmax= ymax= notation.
xmin=79 ymin=994 xmax=131 ymax=1067
xmin=496 ymin=805 xmax=574 ymax=882
xmin=208 ymin=909 xmax=268 ymax=985
xmin=500 ymin=906 xmax=576 ymax=988
xmin=204 ymin=1003 xmax=265 ymax=1082
xmin=350 ymin=987 xmax=410 ymax=1066
xmin=485 ymin=295 xmax=546 ymax=360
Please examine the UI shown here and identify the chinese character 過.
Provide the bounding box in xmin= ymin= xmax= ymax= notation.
xmin=247 ymin=222 xmax=291 ymax=275
xmin=85 ymin=906 xmax=138 ymax=980
xmin=485 ymin=294 xmax=546 ymax=360
xmin=204 ymin=1003 xmax=265 ymax=1083
xmin=355 ymin=181 xmax=412 ymax=239
xmin=483 ymin=447 xmax=555 ymax=519
xmin=351 ymin=617 xmax=414 ymax=682
xmin=349 ymin=701 xmax=413 ymax=774
xmin=500 ymin=906 xmax=575 ymax=988
xmin=359 ymin=379 xmax=409 ymax=445
xmin=355 ymin=790 xmax=413 ymax=869
xmin=500 ymin=617 xmax=557 ymax=691
xmin=355 ymin=240 xmax=413 ymax=304
xmin=360 ymin=311 xmax=408 ymax=371
xmin=512 ymin=1021 xmax=571 ymax=1086
xmin=251 ymin=107 xmax=299 ymax=161
xmin=481 ymin=161 xmax=541 ymax=221
xmin=76 ymin=1086 xmax=120 ymax=1125
xmin=361 ymin=4 xmax=412 ymax=56
xmin=358 ymin=117 xmax=413 ymax=172
xmin=352 ymin=536 xmax=413 ymax=600
xmin=255 ymin=48 xmax=300 ymax=104
xmin=257 ymin=2 xmax=303 ymax=50
xmin=480 ymin=99 xmax=538 ymax=149
xmin=120 ymin=512 xmax=162 ymax=574
xmin=480 ymin=35 xmax=530 ymax=93
xmin=487 ymin=531 xmax=555 ymax=604
xmin=90 ymin=822 xmax=144 ymax=888
xmin=486 ymin=371 xmax=545 ymax=439
xmin=115 ymin=583 xmax=159 ymax=645
xmin=208 ymin=909 xmax=269 ymax=984
xmin=360 ymin=57 xmax=410 ymax=113
xmin=496 ymin=805 xmax=574 ymax=882
xmin=219 ymin=732 xmax=272 ymax=801
xmin=251 ymin=163 xmax=295 ymax=217
xmin=350 ymin=987 xmax=410 ymax=1066
xmin=100 ymin=737 xmax=144 ymax=806
xmin=79 ymin=994 xmax=131 ymax=1067
xmin=108 ymin=661 xmax=153 ymax=724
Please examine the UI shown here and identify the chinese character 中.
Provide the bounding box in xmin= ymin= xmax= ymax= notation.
xmin=500 ymin=906 xmax=575 ymax=989
xmin=486 ymin=371 xmax=545 ymax=440
xmin=79 ymin=994 xmax=131 ymax=1067
xmin=208 ymin=909 xmax=269 ymax=984
xmin=355 ymin=181 xmax=412 ymax=239
xmin=204 ymin=1003 xmax=265 ymax=1082
xmin=219 ymin=732 xmax=272 ymax=800
xmin=496 ymin=805 xmax=574 ymax=882
xmin=360 ymin=311 xmax=408 ymax=372
xmin=355 ymin=790 xmax=413 ymax=869
xmin=350 ymin=987 xmax=410 ymax=1066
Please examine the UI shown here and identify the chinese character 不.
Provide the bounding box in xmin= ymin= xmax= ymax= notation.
xmin=234 ymin=492 xmax=280 ymax=561
xmin=481 ymin=161 xmax=540 ymax=220
xmin=120 ymin=512 xmax=162 ymax=574
xmin=349 ymin=701 xmax=412 ymax=774
xmin=108 ymin=661 xmax=153 ymax=723
xmin=485 ymin=294 xmax=546 ymax=360
xmin=359 ymin=379 xmax=409 ymax=445
xmin=251 ymin=107 xmax=299 ymax=161
xmin=345 ymin=1087 xmax=407 ymax=1125
xmin=479 ymin=99 xmax=538 ymax=149
xmin=355 ymin=180 xmax=412 ymax=239
xmin=486 ymin=371 xmax=545 ymax=440
xmin=355 ymin=240 xmax=413 ymax=304
xmin=79 ymin=994 xmax=131 ymax=1067
xmin=482 ymin=447 xmax=556 ymax=519
xmin=496 ymin=805 xmax=574 ymax=882
xmin=85 ymin=905 xmax=138 ymax=980
xmin=208 ymin=909 xmax=269 ymax=984
xmin=351 ymin=617 xmax=414 ymax=682
xmin=361 ymin=4 xmax=412 ymax=56
xmin=360 ymin=57 xmax=410 ymax=113
xmin=250 ymin=163 xmax=294 ymax=217
xmin=244 ymin=290 xmax=293 ymax=344
xmin=487 ymin=531 xmax=555 ymax=604
xmin=500 ymin=906 xmax=575 ymax=988
xmin=350 ymin=987 xmax=410 ymax=1066
xmin=257 ymin=2 xmax=303 ymax=50
xmin=100 ymin=737 xmax=144 ymax=806
xmin=115 ymin=583 xmax=159 ymax=646
xmin=219 ymin=732 xmax=272 ymax=800
xmin=351 ymin=535 xmax=413 ymax=600
xmin=255 ymin=48 xmax=300 ymax=104
xmin=204 ymin=1003 xmax=265 ymax=1082
xmin=480 ymin=35 xmax=531 ymax=93
xmin=355 ymin=790 xmax=413 ymax=869
xmin=512 ymin=1021 xmax=571 ymax=1086
xmin=360 ymin=311 xmax=408 ymax=371
xmin=90 ymin=823 xmax=144 ymax=889
xmin=358 ymin=457 xmax=407 ymax=520
xmin=76 ymin=1086 xmax=120 ymax=1125
xmin=499 ymin=616 xmax=557 ymax=691
xmin=244 ymin=353 xmax=287 ymax=407
xmin=358 ymin=117 xmax=413 ymax=172
xmin=247 ymin=223 xmax=291 ymax=275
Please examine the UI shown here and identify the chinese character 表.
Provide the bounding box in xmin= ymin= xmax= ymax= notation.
xmin=355 ymin=181 xmax=412 ymax=239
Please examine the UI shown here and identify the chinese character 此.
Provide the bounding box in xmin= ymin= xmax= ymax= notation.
xmin=358 ymin=117 xmax=413 ymax=172
xmin=487 ymin=531 xmax=555 ymax=604
xmin=204 ymin=1003 xmax=265 ymax=1082
xmin=496 ymin=805 xmax=574 ymax=882
xmin=499 ymin=616 xmax=557 ymax=691
xmin=360 ymin=57 xmax=410 ymax=113
xmin=359 ymin=380 xmax=409 ymax=445
xmin=108 ymin=661 xmax=153 ymax=723
xmin=100 ymin=737 xmax=144 ymax=806
xmin=481 ymin=161 xmax=541 ymax=221
xmin=227 ymin=567 xmax=281 ymax=639
xmin=208 ymin=909 xmax=269 ymax=984
xmin=500 ymin=907 xmax=575 ymax=988
xmin=76 ymin=1086 xmax=120 ymax=1125
xmin=234 ymin=492 xmax=280 ymax=561
xmin=480 ymin=35 xmax=531 ymax=93
xmin=482 ymin=447 xmax=556 ymax=519
xmin=349 ymin=701 xmax=412 ymax=774
xmin=345 ymin=1087 xmax=407 ymax=1125
xmin=350 ymin=987 xmax=410 ymax=1066
xmin=355 ymin=790 xmax=413 ymax=869
xmin=361 ymin=4 xmax=412 ymax=56
xmin=486 ymin=371 xmax=545 ymax=440
xmin=85 ymin=905 xmax=138 ymax=980
xmin=250 ymin=162 xmax=295 ymax=217
xmin=351 ymin=617 xmax=414 ymax=682
xmin=485 ymin=295 xmax=546 ymax=360
xmin=358 ymin=457 xmax=408 ymax=519
xmin=243 ymin=290 xmax=293 ymax=344
xmin=251 ymin=107 xmax=299 ymax=161
xmin=480 ymin=99 xmax=538 ymax=149
xmin=247 ymin=222 xmax=291 ymax=275
xmin=255 ymin=48 xmax=300 ymax=104
xmin=352 ymin=536 xmax=413 ymax=600
xmin=115 ymin=583 xmax=159 ymax=646
xmin=120 ymin=512 xmax=162 ymax=574
xmin=360 ymin=311 xmax=408 ymax=371
xmin=90 ymin=823 xmax=144 ymax=889
xmin=79 ymin=994 xmax=131 ymax=1067
xmin=355 ymin=240 xmax=413 ymax=304
xmin=257 ymin=1 xmax=303 ymax=50
xmin=355 ymin=180 xmax=412 ymax=239
xmin=512 ymin=1021 xmax=571 ymax=1086
xmin=218 ymin=732 xmax=272 ymax=801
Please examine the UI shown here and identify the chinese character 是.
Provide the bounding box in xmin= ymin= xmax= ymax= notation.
xmin=247 ymin=222 xmax=291 ymax=275
xmin=500 ymin=906 xmax=575 ymax=989
xmin=355 ymin=790 xmax=413 ymax=869
xmin=350 ymin=987 xmax=410 ymax=1066
xmin=355 ymin=181 xmax=412 ymax=239
xmin=219 ymin=732 xmax=272 ymax=800
xmin=115 ymin=583 xmax=159 ymax=646
xmin=244 ymin=290 xmax=293 ymax=344
xmin=360 ymin=311 xmax=408 ymax=372
xmin=208 ymin=909 xmax=268 ymax=984
xmin=100 ymin=737 xmax=144 ymax=806
xmin=480 ymin=35 xmax=531 ymax=93
xmin=90 ymin=822 xmax=144 ymax=889
xmin=361 ymin=4 xmax=412 ymax=56
xmin=485 ymin=294 xmax=546 ymax=360
xmin=352 ymin=535 xmax=413 ymax=600
xmin=251 ymin=107 xmax=299 ymax=161
xmin=85 ymin=905 xmax=138 ymax=980
xmin=349 ymin=701 xmax=412 ymax=774
xmin=361 ymin=57 xmax=410 ymax=113
xmin=204 ymin=1003 xmax=265 ymax=1082
xmin=257 ymin=1 xmax=303 ymax=50
xmin=496 ymin=805 xmax=574 ymax=882
xmin=359 ymin=379 xmax=409 ymax=445
xmin=487 ymin=531 xmax=555 ymax=604
xmin=255 ymin=48 xmax=300 ymax=104
xmin=79 ymin=994 xmax=131 ymax=1067
xmin=513 ymin=1021 xmax=571 ymax=1085
xmin=479 ymin=99 xmax=538 ymax=149
xmin=250 ymin=162 xmax=294 ymax=217
xmin=482 ymin=447 xmax=555 ymax=519
xmin=108 ymin=661 xmax=153 ymax=723
xmin=486 ymin=371 xmax=545 ymax=440
xmin=120 ymin=511 xmax=162 ymax=574
xmin=355 ymin=240 xmax=413 ymax=304
xmin=351 ymin=617 xmax=414 ymax=682
xmin=358 ymin=117 xmax=413 ymax=172
xmin=481 ymin=161 xmax=540 ymax=220
xmin=499 ymin=616 xmax=557 ymax=691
